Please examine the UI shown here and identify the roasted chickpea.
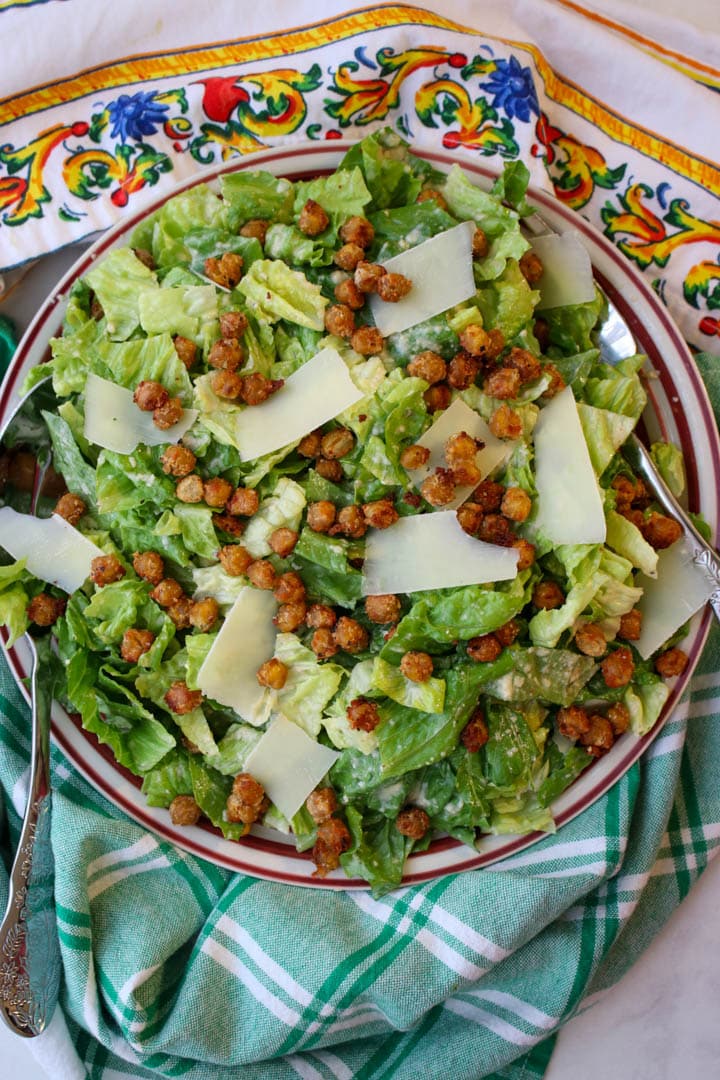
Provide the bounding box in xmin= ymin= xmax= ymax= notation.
xmin=655 ymin=647 xmax=689 ymax=678
xmin=447 ymin=351 xmax=481 ymax=391
xmin=210 ymin=368 xmax=243 ymax=400
xmin=416 ymin=187 xmax=448 ymax=210
xmin=601 ymin=646 xmax=635 ymax=688
xmin=219 ymin=311 xmax=249 ymax=339
xmin=513 ymin=537 xmax=536 ymax=570
xmin=607 ymin=702 xmax=631 ymax=736
xmin=532 ymin=581 xmax=565 ymax=610
xmin=133 ymin=380 xmax=168 ymax=411
xmin=423 ymin=383 xmax=452 ymax=412
xmin=315 ymin=458 xmax=344 ymax=483
xmin=324 ymin=303 xmax=356 ymax=338
xmin=574 ymin=622 xmax=607 ymax=657
xmin=226 ymin=486 xmax=260 ymax=517
xmin=204 ymin=252 xmax=243 ymax=289
xmin=400 ymin=444 xmax=431 ymax=470
xmin=321 ymin=427 xmax=354 ymax=459
xmin=488 ymin=404 xmax=523 ymax=440
xmin=445 ymin=431 xmax=479 ymax=465
xmin=311 ymin=627 xmax=339 ymax=659
xmin=269 ymin=527 xmax=298 ymax=557
xmin=226 ymin=772 xmax=267 ymax=825
xmin=165 ymin=681 xmax=203 ymax=714
xmin=478 ymin=513 xmax=516 ymax=547
xmin=495 ymin=619 xmax=521 ymax=647
xmin=54 ymin=492 xmax=86 ymax=525
xmin=350 ymin=326 xmax=384 ymax=356
xmin=257 ymin=658 xmax=288 ymax=689
xmin=27 ymin=593 xmax=65 ymax=627
xmin=472 ymin=228 xmax=489 ymax=259
xmin=311 ymin=817 xmax=351 ymax=877
xmin=505 ymin=347 xmax=542 ymax=384
xmin=189 ymin=597 xmax=219 ymax=632
xmin=306 ymin=787 xmax=338 ymax=824
xmin=395 ymin=807 xmax=430 ymax=840
xmin=298 ymin=430 xmax=323 ymax=458
xmin=175 ymin=474 xmax=204 ymax=504
xmin=467 ymin=634 xmax=503 ymax=663
xmin=203 ymin=477 xmax=233 ymax=509
xmin=365 ymin=593 xmax=401 ymax=624
xmin=334 ymin=277 xmax=365 ymax=310
xmin=213 ymin=513 xmax=246 ymax=538
xmin=641 ymin=512 xmax=683 ymax=550
xmin=274 ymin=601 xmax=308 ymax=633
xmin=240 ymin=219 xmax=268 ymax=244
xmin=500 ymin=487 xmax=532 ymax=522
xmin=218 ymin=544 xmax=253 ymax=576
xmin=451 ymin=461 xmax=482 ymax=487
xmin=334 ymin=243 xmax=365 ymax=272
xmin=456 ymin=501 xmax=484 ymax=535
xmin=173 ymin=335 xmax=197 ymax=370
xmin=120 ymin=627 xmax=155 ymax=663
xmin=407 ymin=350 xmax=447 ymax=384
xmin=461 ymin=708 xmax=489 ymax=751
xmin=472 ymin=479 xmax=505 ymax=512
xmin=339 ymin=215 xmax=374 ymax=249
xmin=618 ymin=609 xmax=643 ymax=641
xmin=246 ymin=559 xmax=277 ymax=590
xmin=347 ymin=697 xmax=381 ymax=732
xmin=400 ymin=650 xmax=434 ymax=681
xmin=330 ymin=505 xmax=367 ymax=539
xmin=580 ymin=715 xmax=615 ymax=757
xmin=133 ymin=550 xmax=165 ymax=585
xmin=334 ymin=616 xmax=369 ymax=653
xmin=541 ymin=363 xmax=568 ymax=399
xmin=208 ymin=338 xmax=244 ymax=372
xmin=519 ymin=250 xmax=544 ymax=285
xmin=150 ymin=578 xmax=184 ymax=608
xmin=167 ymin=596 xmax=193 ymax=630
xmin=306 ymin=500 xmax=336 ymax=533
xmin=90 ymin=554 xmax=125 ymax=586
xmin=274 ymin=571 xmax=306 ymax=605
xmin=169 ymin=794 xmax=201 ymax=826
xmin=362 ymin=499 xmax=399 ymax=530
xmin=420 ymin=469 xmax=455 ymax=507
xmin=298 ymin=198 xmax=329 ymax=237
xmin=354 ymin=261 xmax=386 ymax=293
xmin=375 ymin=272 xmax=412 ymax=303
xmin=459 ymin=323 xmax=492 ymax=357
xmin=557 ymin=705 xmax=591 ymax=740
xmin=306 ymin=604 xmax=337 ymax=630
xmin=161 ymin=445 xmax=196 ymax=477
xmin=484 ymin=367 xmax=521 ymax=400
xmin=239 ymin=373 xmax=283 ymax=407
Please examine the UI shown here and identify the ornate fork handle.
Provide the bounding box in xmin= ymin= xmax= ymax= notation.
xmin=0 ymin=636 xmax=61 ymax=1036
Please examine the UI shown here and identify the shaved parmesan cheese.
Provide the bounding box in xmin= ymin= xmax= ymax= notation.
xmin=369 ymin=221 xmax=476 ymax=337
xmin=362 ymin=511 xmax=519 ymax=596
xmin=531 ymin=232 xmax=596 ymax=310
xmin=84 ymin=373 xmax=197 ymax=455
xmin=406 ymin=398 xmax=514 ymax=509
xmin=233 ymin=346 xmax=363 ymax=461
xmin=196 ymin=588 xmax=277 ymax=725
xmin=635 ymin=537 xmax=716 ymax=659
xmin=533 ymin=386 xmax=606 ymax=545
xmin=0 ymin=507 xmax=103 ymax=593
xmin=243 ymin=714 xmax=340 ymax=822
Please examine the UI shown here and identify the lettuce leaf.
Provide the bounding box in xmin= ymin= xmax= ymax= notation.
xmin=372 ymin=656 xmax=446 ymax=714
xmin=84 ymin=248 xmax=157 ymax=341
xmin=239 ymin=259 xmax=328 ymax=330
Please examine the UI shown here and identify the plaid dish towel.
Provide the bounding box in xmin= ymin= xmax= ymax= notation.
xmin=1 ymin=2 xmax=720 ymax=1078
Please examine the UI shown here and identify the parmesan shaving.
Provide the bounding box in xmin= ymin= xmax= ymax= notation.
xmin=0 ymin=507 xmax=103 ymax=593
xmin=635 ymin=537 xmax=716 ymax=660
xmin=243 ymin=714 xmax=340 ymax=822
xmin=531 ymin=232 xmax=596 ymax=310
xmin=84 ymin=373 xmax=197 ymax=455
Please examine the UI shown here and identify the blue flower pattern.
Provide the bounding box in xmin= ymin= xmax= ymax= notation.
xmin=481 ymin=56 xmax=539 ymax=123
xmin=106 ymin=92 xmax=169 ymax=143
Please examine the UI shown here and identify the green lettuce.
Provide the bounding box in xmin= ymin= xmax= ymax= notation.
xmin=220 ymin=170 xmax=295 ymax=230
xmin=584 ymin=354 xmax=647 ymax=421
xmin=84 ymin=248 xmax=157 ymax=340
xmin=441 ymin=164 xmax=529 ymax=280
xmin=372 ymin=656 xmax=446 ymax=714
xmin=485 ymin=647 xmax=597 ymax=707
xmin=96 ymin=333 xmax=193 ymax=401
xmin=273 ymin=633 xmax=344 ymax=737
xmin=650 ymin=441 xmax=685 ymax=498
xmin=475 ymin=260 xmax=538 ymax=339
xmin=242 ymin=477 xmax=306 ymax=557
xmin=337 ymin=128 xmax=437 ymax=210
xmin=293 ymin=167 xmax=371 ymax=233
xmin=605 ymin=509 xmax=658 ymax=577
xmin=203 ymin=722 xmax=263 ymax=776
xmin=138 ymin=284 xmax=218 ymax=343
xmin=577 ymin=402 xmax=635 ymax=476
xmin=239 ymin=259 xmax=328 ymax=330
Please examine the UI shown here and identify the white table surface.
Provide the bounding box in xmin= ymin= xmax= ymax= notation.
xmin=1 ymin=0 xmax=719 ymax=1073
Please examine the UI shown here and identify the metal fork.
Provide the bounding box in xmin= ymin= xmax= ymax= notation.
xmin=522 ymin=212 xmax=720 ymax=623
xmin=0 ymin=376 xmax=62 ymax=1036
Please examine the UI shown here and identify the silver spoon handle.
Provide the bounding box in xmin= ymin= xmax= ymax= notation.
xmin=0 ymin=636 xmax=61 ymax=1036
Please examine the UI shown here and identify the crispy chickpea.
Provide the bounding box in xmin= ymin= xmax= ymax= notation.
xmin=461 ymin=708 xmax=489 ymax=751
xmin=315 ymin=458 xmax=344 ymax=482
xmin=161 ymin=445 xmax=196 ymax=477
xmin=269 ymin=527 xmax=298 ymax=558
xmin=274 ymin=601 xmax=308 ymax=633
xmin=214 ymin=513 xmax=246 ymax=538
xmin=27 ymin=593 xmax=65 ymax=627
xmin=618 ymin=609 xmax=643 ymax=641
xmin=340 ymin=215 xmax=374 ymax=249
xmin=641 ymin=512 xmax=683 ymax=550
xmin=204 ymin=252 xmax=243 ymax=289
xmin=165 ymin=681 xmax=202 ymax=714
xmin=400 ymin=444 xmax=430 ymax=470
xmin=219 ymin=311 xmax=249 ymax=339
xmin=90 ymin=296 xmax=104 ymax=321
xmin=607 ymin=702 xmax=631 ymax=736
xmin=534 ymin=317 xmax=550 ymax=352
xmin=169 ymin=794 xmax=202 ymax=826
xmin=484 ymin=367 xmax=521 ymax=400
xmin=175 ymin=474 xmax=204 ymax=504
xmin=298 ymin=430 xmax=322 ymax=458
xmin=478 ymin=513 xmax=516 ymax=547
xmin=451 ymin=461 xmax=482 ymax=487
xmin=172 ymin=335 xmax=197 ymax=370
xmin=513 ymin=537 xmax=536 ymax=570
xmin=365 ymin=593 xmax=401 ymax=624
xmin=416 ymin=187 xmax=448 ymax=210
xmin=120 ymin=628 xmax=155 ymax=663
xmin=362 ymin=499 xmax=399 ymax=530
xmin=375 ymin=272 xmax=412 ymax=303
xmin=226 ymin=486 xmax=259 ymax=517
xmin=611 ymin=475 xmax=637 ymax=512
xmin=655 ymin=647 xmax=689 ymax=678
xmin=307 ymin=500 xmax=336 ymax=533
xmin=421 ymin=468 xmax=455 ymax=507
xmin=404 ymin=492 xmax=422 ymax=508
xmin=311 ymin=627 xmax=339 ymax=659
xmin=330 ymin=504 xmax=367 ymax=539
xmin=519 ymin=250 xmax=544 ymax=285
xmin=541 ymin=363 xmax=567 ymax=398
xmin=347 ymin=697 xmax=381 ymax=732
xmin=354 ymin=261 xmax=386 ymax=293
xmin=311 ymin=817 xmax=351 ymax=877
xmin=601 ymin=646 xmax=635 ymax=688
xmin=227 ymin=772 xmax=267 ymax=825
xmin=132 ymin=550 xmax=164 ymax=585
xmin=334 ymin=277 xmax=365 ymax=310
xmin=240 ymin=373 xmax=284 ymax=407
xmin=306 ymin=603 xmax=337 ymax=630
xmin=208 ymin=338 xmax=244 ymax=372
xmin=395 ymin=807 xmax=430 ymax=840
xmin=467 ymin=634 xmax=503 ymax=663
xmin=445 ymin=431 xmax=479 ymax=464
xmin=132 ymin=246 xmax=155 ymax=270
xmin=257 ymin=658 xmax=288 ymax=689
xmin=488 ymin=403 xmax=523 ymax=440
xmin=153 ymin=396 xmax=184 ymax=430
xmin=472 ymin=479 xmax=504 ymax=512
xmin=218 ymin=544 xmax=253 ymax=576
xmin=203 ymin=477 xmax=233 ymax=509
xmin=456 ymin=502 xmax=484 ymax=535
xmin=423 ymin=383 xmax=452 ymax=413
xmin=240 ymin=219 xmax=268 ymax=244
xmin=150 ymin=577 xmax=184 ymax=607
xmin=133 ymin=380 xmax=168 ymax=412
xmin=274 ymin=571 xmax=306 ymax=604
xmin=532 ymin=581 xmax=565 ymax=610
xmin=324 ymin=303 xmax=356 ymax=338
xmin=334 ymin=616 xmax=369 ymax=653
xmin=472 ymin=227 xmax=489 ymax=259
xmin=486 ymin=328 xmax=506 ymax=361
xmin=168 ymin=597 xmax=193 ymax=630
xmin=90 ymin=554 xmax=125 ymax=586
xmin=459 ymin=323 xmax=492 ymax=357
xmin=306 ymin=787 xmax=338 ymax=824
xmin=574 ymin=622 xmax=607 ymax=657
xmin=321 ymin=427 xmax=355 ymax=459
xmin=407 ymin=350 xmax=447 ymax=384
xmin=298 ymin=198 xmax=329 ymax=236
xmin=500 ymin=487 xmax=532 ymax=522
xmin=400 ymin=650 xmax=434 ymax=682
xmin=54 ymin=492 xmax=86 ymax=525
xmin=334 ymin=243 xmax=365 ymax=271
xmin=495 ymin=619 xmax=521 ymax=647
xmin=247 ymin=559 xmax=277 ymax=590
xmin=557 ymin=705 xmax=591 ymax=740
xmin=505 ymin=347 xmax=542 ymax=384
xmin=580 ymin=715 xmax=615 ymax=757
xmin=189 ymin=597 xmax=219 ymax=632
xmin=351 ymin=325 xmax=384 ymax=356
xmin=447 ymin=351 xmax=481 ymax=391
xmin=210 ymin=368 xmax=243 ymax=400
